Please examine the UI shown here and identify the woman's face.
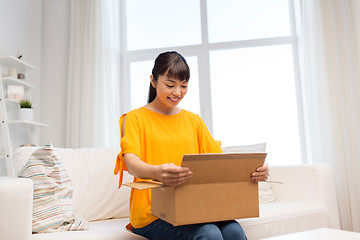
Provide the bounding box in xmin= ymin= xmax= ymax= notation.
xmin=151 ymin=73 xmax=188 ymax=109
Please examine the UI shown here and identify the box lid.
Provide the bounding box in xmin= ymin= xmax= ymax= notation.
xmin=124 ymin=153 xmax=266 ymax=190
xmin=181 ymin=153 xmax=266 ymax=185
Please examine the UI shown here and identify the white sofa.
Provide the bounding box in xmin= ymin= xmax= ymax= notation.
xmin=0 ymin=147 xmax=340 ymax=240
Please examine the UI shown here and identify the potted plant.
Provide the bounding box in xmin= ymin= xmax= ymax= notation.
xmin=19 ymin=99 xmax=34 ymax=121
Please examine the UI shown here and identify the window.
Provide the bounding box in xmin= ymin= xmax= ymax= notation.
xmin=120 ymin=0 xmax=304 ymax=165
xmin=126 ymin=0 xmax=201 ymax=50
xmin=207 ymin=0 xmax=291 ymax=43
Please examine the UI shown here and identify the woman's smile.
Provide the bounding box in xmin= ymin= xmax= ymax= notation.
xmin=168 ymin=96 xmax=181 ymax=103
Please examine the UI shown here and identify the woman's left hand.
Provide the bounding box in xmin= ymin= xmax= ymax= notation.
xmin=251 ymin=162 xmax=269 ymax=182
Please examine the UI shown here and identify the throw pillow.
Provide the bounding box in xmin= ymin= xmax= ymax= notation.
xmin=221 ymin=142 xmax=266 ymax=153
xmin=258 ymin=180 xmax=276 ymax=203
xmin=18 ymin=143 xmax=89 ymax=233
xmin=221 ymin=142 xmax=276 ymax=203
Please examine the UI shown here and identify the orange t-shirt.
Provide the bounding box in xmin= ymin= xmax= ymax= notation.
xmin=114 ymin=107 xmax=222 ymax=228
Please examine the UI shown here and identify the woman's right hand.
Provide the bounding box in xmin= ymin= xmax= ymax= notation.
xmin=155 ymin=163 xmax=193 ymax=187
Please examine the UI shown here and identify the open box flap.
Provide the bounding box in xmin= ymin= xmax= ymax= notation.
xmin=124 ymin=153 xmax=266 ymax=189
xmin=123 ymin=180 xmax=163 ymax=190
xmin=181 ymin=153 xmax=266 ymax=185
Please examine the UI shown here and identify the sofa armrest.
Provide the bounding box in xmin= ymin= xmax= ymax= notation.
xmin=269 ymin=164 xmax=340 ymax=228
xmin=0 ymin=177 xmax=33 ymax=240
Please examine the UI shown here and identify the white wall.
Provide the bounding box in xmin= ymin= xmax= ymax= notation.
xmin=0 ymin=0 xmax=42 ymax=175
xmin=351 ymin=0 xmax=360 ymax=72
xmin=0 ymin=0 xmax=42 ymax=115
xmin=41 ymin=0 xmax=70 ymax=148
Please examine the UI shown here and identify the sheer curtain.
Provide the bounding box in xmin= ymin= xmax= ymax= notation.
xmin=298 ymin=0 xmax=360 ymax=231
xmin=66 ymin=0 xmax=121 ymax=148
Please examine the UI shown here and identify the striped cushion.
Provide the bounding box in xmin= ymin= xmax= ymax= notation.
xmin=18 ymin=143 xmax=88 ymax=233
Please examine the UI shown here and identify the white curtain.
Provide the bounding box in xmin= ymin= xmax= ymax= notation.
xmin=66 ymin=0 xmax=121 ymax=148
xmin=298 ymin=0 xmax=360 ymax=231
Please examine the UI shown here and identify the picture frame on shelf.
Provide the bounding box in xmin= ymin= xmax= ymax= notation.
xmin=7 ymin=85 xmax=24 ymax=101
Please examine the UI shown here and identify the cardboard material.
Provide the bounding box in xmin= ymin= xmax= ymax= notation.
xmin=125 ymin=153 xmax=266 ymax=226
xmin=124 ymin=180 xmax=163 ymax=190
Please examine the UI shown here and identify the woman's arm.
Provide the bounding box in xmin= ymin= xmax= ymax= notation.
xmin=124 ymin=153 xmax=192 ymax=187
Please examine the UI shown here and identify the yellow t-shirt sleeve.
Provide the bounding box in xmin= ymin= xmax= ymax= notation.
xmin=114 ymin=112 xmax=143 ymax=187
xmin=121 ymin=112 xmax=142 ymax=159
xmin=196 ymin=115 xmax=223 ymax=154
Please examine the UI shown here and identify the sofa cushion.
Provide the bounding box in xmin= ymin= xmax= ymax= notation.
xmin=55 ymin=147 xmax=133 ymax=222
xmin=239 ymin=202 xmax=329 ymax=239
xmin=30 ymin=202 xmax=329 ymax=240
xmin=18 ymin=143 xmax=88 ymax=233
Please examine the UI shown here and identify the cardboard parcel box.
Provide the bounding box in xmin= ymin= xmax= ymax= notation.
xmin=125 ymin=153 xmax=266 ymax=226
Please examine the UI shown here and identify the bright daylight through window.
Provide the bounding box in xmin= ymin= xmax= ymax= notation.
xmin=121 ymin=0 xmax=303 ymax=165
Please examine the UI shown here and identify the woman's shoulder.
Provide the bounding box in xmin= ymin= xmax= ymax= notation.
xmin=181 ymin=109 xmax=203 ymax=122
xmin=121 ymin=107 xmax=149 ymax=123
xmin=181 ymin=109 xmax=197 ymax=116
xmin=125 ymin=107 xmax=147 ymax=116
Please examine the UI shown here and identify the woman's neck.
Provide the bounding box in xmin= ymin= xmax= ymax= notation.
xmin=145 ymin=99 xmax=181 ymax=115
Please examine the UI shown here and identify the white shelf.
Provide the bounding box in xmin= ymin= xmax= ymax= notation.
xmin=0 ymin=56 xmax=36 ymax=71
xmin=1 ymin=77 xmax=36 ymax=89
xmin=1 ymin=56 xmax=41 ymax=176
xmin=5 ymin=98 xmax=20 ymax=104
xmin=9 ymin=120 xmax=49 ymax=127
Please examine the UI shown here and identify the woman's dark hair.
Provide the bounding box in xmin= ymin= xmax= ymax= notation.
xmin=148 ymin=51 xmax=190 ymax=103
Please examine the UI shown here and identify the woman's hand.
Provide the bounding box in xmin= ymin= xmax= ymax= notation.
xmin=155 ymin=163 xmax=193 ymax=187
xmin=124 ymin=153 xmax=192 ymax=186
xmin=251 ymin=162 xmax=269 ymax=182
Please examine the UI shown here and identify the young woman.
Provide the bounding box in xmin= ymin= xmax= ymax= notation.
xmin=114 ymin=51 xmax=269 ymax=240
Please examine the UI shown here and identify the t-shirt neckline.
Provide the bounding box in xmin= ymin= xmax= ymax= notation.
xmin=141 ymin=107 xmax=183 ymax=116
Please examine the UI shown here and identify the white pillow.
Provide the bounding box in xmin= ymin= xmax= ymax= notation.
xmin=14 ymin=146 xmax=39 ymax=175
xmin=54 ymin=147 xmax=133 ymax=221
xmin=258 ymin=181 xmax=276 ymax=203
xmin=221 ymin=142 xmax=266 ymax=153
xmin=221 ymin=142 xmax=276 ymax=203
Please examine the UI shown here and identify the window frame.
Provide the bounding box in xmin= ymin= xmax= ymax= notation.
xmin=119 ymin=0 xmax=306 ymax=163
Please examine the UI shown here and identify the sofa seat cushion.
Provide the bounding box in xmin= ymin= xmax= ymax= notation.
xmin=32 ymin=218 xmax=146 ymax=240
xmin=31 ymin=202 xmax=329 ymax=240
xmin=238 ymin=202 xmax=329 ymax=239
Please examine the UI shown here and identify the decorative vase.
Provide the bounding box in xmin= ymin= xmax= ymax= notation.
xmin=19 ymin=108 xmax=34 ymax=122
